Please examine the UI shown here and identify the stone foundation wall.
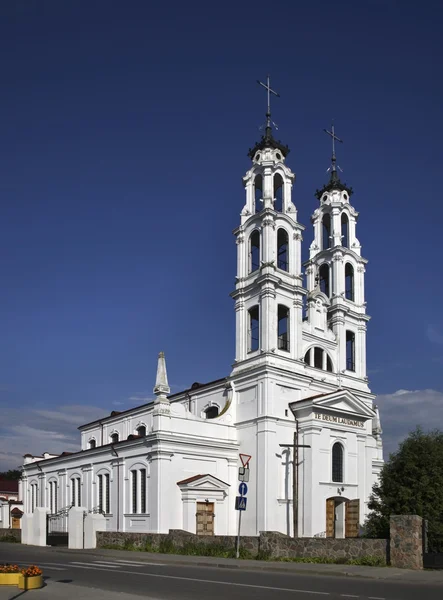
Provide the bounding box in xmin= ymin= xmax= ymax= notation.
xmin=260 ymin=531 xmax=387 ymax=561
xmin=96 ymin=529 xmax=386 ymax=562
xmin=97 ymin=529 xmax=259 ymax=555
xmin=0 ymin=528 xmax=21 ymax=542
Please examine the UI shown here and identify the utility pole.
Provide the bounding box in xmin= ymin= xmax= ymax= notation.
xmin=280 ymin=420 xmax=311 ymax=538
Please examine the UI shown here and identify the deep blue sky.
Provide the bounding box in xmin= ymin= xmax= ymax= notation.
xmin=1 ymin=1 xmax=442 ymax=467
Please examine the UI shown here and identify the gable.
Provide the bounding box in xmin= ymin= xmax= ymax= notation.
xmin=177 ymin=473 xmax=229 ymax=491
xmin=291 ymin=389 xmax=376 ymax=420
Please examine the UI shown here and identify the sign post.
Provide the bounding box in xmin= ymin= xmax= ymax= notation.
xmin=235 ymin=454 xmax=251 ymax=558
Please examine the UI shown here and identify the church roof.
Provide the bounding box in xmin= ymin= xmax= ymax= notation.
xmin=315 ymin=171 xmax=353 ymax=200
xmin=248 ymin=127 xmax=290 ymax=159
xmin=78 ymin=376 xmax=227 ymax=430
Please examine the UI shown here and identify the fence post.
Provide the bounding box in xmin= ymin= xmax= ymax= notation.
xmin=390 ymin=515 xmax=423 ymax=569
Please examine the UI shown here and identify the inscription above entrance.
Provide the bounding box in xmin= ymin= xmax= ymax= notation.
xmin=314 ymin=412 xmax=365 ymax=428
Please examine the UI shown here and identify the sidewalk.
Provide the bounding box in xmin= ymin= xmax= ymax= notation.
xmin=41 ymin=545 xmax=443 ymax=584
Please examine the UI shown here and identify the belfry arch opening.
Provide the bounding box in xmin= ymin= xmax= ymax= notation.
xmin=346 ymin=331 xmax=355 ymax=371
xmin=277 ymin=228 xmax=289 ymax=271
xmin=319 ymin=264 xmax=330 ymax=297
xmin=277 ymin=305 xmax=289 ymax=351
xmin=304 ymin=347 xmax=334 ymax=372
xmin=345 ymin=263 xmax=354 ymax=301
xmin=322 ymin=214 xmax=331 ymax=250
xmin=254 ymin=174 xmax=263 ymax=214
xmin=249 ymin=230 xmax=260 ymax=273
xmin=341 ymin=213 xmax=349 ymax=247
xmin=274 ymin=173 xmax=283 ymax=212
xmin=248 ymin=306 xmax=260 ymax=352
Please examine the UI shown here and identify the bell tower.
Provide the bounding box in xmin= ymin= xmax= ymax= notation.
xmin=231 ymin=77 xmax=305 ymax=374
xmin=304 ymin=125 xmax=370 ymax=386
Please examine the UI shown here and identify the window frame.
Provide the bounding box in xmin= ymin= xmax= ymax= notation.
xmin=332 ymin=442 xmax=344 ymax=483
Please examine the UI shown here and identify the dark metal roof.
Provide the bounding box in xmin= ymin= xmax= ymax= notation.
xmin=315 ymin=171 xmax=353 ymax=200
xmin=248 ymin=128 xmax=290 ymax=159
xmin=78 ymin=376 xmax=227 ymax=430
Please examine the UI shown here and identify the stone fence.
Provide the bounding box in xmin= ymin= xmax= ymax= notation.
xmin=97 ymin=515 xmax=425 ymax=569
xmin=97 ymin=529 xmax=387 ymax=563
xmin=0 ymin=528 xmax=21 ymax=542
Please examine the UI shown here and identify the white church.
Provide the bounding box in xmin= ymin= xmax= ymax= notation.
xmin=21 ymin=83 xmax=383 ymax=540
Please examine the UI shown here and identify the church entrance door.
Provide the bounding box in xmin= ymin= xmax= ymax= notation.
xmin=326 ymin=498 xmax=360 ymax=538
xmin=196 ymin=502 xmax=214 ymax=535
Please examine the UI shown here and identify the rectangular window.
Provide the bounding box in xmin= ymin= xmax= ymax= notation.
xmin=105 ymin=474 xmax=110 ymax=514
xmin=71 ymin=480 xmax=75 ymax=506
xmin=77 ymin=477 xmax=81 ymax=507
xmin=140 ymin=469 xmax=146 ymax=514
xmin=49 ymin=482 xmax=53 ymax=513
xmin=132 ymin=470 xmax=138 ymax=514
xmin=54 ymin=483 xmax=58 ymax=513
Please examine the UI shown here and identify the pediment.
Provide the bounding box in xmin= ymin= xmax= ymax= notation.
xmin=290 ymin=389 xmax=376 ymax=421
xmin=176 ymin=474 xmax=229 ymax=491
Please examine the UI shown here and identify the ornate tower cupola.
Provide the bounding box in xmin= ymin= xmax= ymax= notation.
xmin=232 ymin=77 xmax=305 ymax=372
xmin=304 ymin=124 xmax=370 ymax=386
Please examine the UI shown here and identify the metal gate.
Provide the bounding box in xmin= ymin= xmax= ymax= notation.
xmin=423 ymin=521 xmax=443 ymax=569
xmin=46 ymin=507 xmax=69 ymax=546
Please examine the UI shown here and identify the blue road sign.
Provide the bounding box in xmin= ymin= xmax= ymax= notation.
xmin=235 ymin=496 xmax=247 ymax=511
xmin=239 ymin=482 xmax=248 ymax=496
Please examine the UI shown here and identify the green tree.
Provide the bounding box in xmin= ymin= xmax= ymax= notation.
xmin=364 ymin=428 xmax=443 ymax=542
xmin=0 ymin=469 xmax=22 ymax=480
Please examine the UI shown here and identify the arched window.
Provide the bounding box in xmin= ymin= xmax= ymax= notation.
xmin=274 ymin=173 xmax=283 ymax=212
xmin=304 ymin=349 xmax=311 ymax=365
xmin=345 ymin=263 xmax=354 ymax=301
xmin=326 ymin=355 xmax=333 ymax=372
xmin=249 ymin=230 xmax=260 ymax=273
xmin=346 ymin=331 xmax=355 ymax=371
xmin=319 ymin=264 xmax=330 ymax=297
xmin=136 ymin=425 xmax=146 ymax=437
xmin=278 ymin=305 xmax=289 ymax=351
xmin=110 ymin=432 xmax=119 ymax=444
xmin=248 ymin=306 xmax=259 ymax=352
xmin=89 ymin=439 xmax=96 ymax=449
xmin=332 ymin=443 xmax=344 ymax=483
xmin=254 ymin=175 xmax=263 ymax=214
xmin=314 ymin=347 xmax=323 ymax=369
xmin=277 ymin=228 xmax=289 ymax=271
xmin=204 ymin=406 xmax=219 ymax=419
xmin=322 ymin=214 xmax=331 ymax=250
xmin=341 ymin=213 xmax=349 ymax=248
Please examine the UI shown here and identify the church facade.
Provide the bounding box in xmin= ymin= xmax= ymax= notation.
xmin=21 ymin=108 xmax=383 ymax=540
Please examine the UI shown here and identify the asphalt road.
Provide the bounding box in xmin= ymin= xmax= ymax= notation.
xmin=1 ymin=544 xmax=442 ymax=600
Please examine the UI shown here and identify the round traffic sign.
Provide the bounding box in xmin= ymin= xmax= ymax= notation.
xmin=239 ymin=482 xmax=248 ymax=496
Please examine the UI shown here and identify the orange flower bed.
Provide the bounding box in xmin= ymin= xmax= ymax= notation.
xmin=0 ymin=565 xmax=20 ymax=573
xmin=21 ymin=566 xmax=42 ymax=578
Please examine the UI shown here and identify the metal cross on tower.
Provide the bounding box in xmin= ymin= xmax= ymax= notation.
xmin=257 ymin=75 xmax=280 ymax=136
xmin=323 ymin=123 xmax=343 ymax=178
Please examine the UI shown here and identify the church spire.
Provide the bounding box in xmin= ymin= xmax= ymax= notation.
xmin=315 ymin=122 xmax=353 ymax=199
xmin=324 ymin=123 xmax=343 ymax=184
xmin=248 ymin=75 xmax=290 ymax=159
